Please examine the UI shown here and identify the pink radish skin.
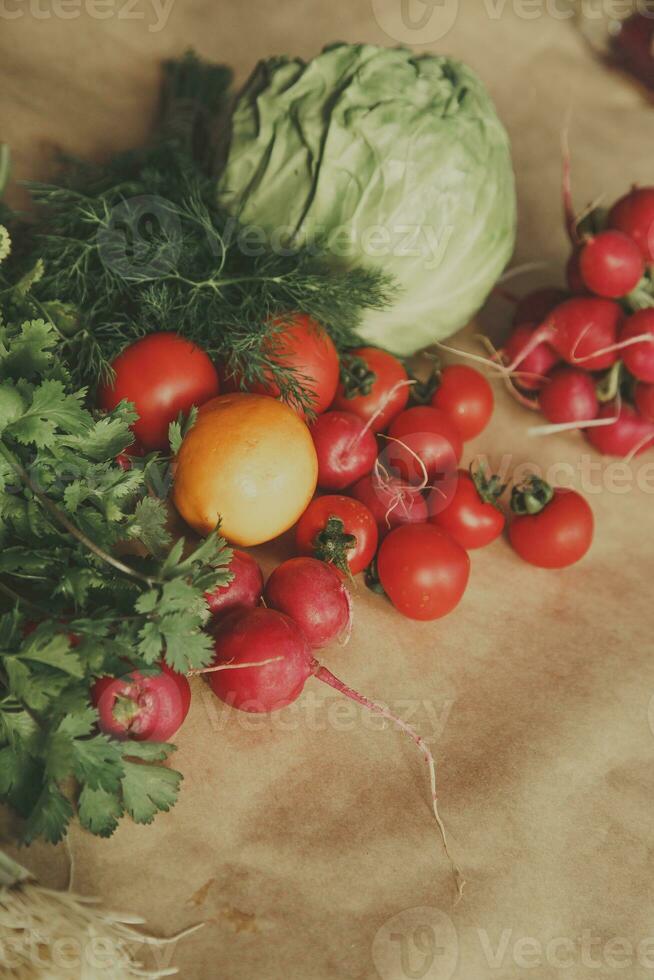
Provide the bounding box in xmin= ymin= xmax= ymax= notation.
xmin=635 ymin=382 xmax=654 ymax=422
xmin=579 ymin=231 xmax=644 ymax=298
xmin=210 ymin=607 xmax=462 ymax=895
xmin=586 ymin=402 xmax=654 ymax=457
xmin=513 ymin=288 xmax=569 ymax=327
xmin=205 ymin=549 xmax=264 ymax=621
xmin=264 ymin=557 xmax=352 ymax=649
xmin=620 ymin=310 xmax=654 ymax=383
xmin=539 ymin=367 xmax=599 ymax=424
xmin=508 ymin=298 xmax=622 ymax=374
xmin=609 ymin=187 xmax=654 ymax=263
xmin=351 ymin=472 xmax=428 ymax=537
xmin=504 ymin=323 xmax=560 ymax=392
xmin=311 ymin=410 xmax=377 ymax=490
xmin=92 ymin=663 xmax=191 ymax=742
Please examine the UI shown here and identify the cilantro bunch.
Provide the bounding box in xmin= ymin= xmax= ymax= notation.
xmin=0 ymin=231 xmax=232 ymax=844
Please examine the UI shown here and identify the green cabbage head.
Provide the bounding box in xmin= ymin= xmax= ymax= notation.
xmin=218 ymin=43 xmax=516 ymax=356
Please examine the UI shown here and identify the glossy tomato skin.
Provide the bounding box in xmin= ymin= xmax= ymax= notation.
xmin=98 ymin=332 xmax=219 ymax=452
xmin=377 ymin=523 xmax=470 ymax=621
xmin=351 ymin=473 xmax=428 ymax=538
xmin=92 ymin=663 xmax=191 ymax=742
xmin=509 ymin=489 xmax=593 ymax=569
xmin=331 ymin=347 xmax=409 ymax=433
xmin=310 ymin=411 xmax=377 ymax=490
xmin=386 ymin=406 xmax=462 ymax=487
xmin=429 ymin=471 xmax=505 ymax=550
xmin=205 ymin=549 xmax=264 ymax=621
xmin=245 ymin=314 xmax=340 ymax=417
xmin=430 ymin=365 xmax=494 ymax=441
xmin=295 ymin=494 xmax=378 ymax=575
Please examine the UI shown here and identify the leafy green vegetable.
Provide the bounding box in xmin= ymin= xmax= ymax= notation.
xmin=0 ymin=229 xmax=233 ymax=844
xmin=219 ymin=42 xmax=516 ymax=356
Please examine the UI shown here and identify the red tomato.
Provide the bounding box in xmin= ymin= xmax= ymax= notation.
xmin=98 ymin=332 xmax=219 ymax=453
xmin=385 ymin=407 xmax=462 ymax=498
xmin=509 ymin=480 xmax=593 ymax=569
xmin=244 ymin=314 xmax=340 ymax=417
xmin=430 ymin=365 xmax=494 ymax=441
xmin=351 ymin=473 xmax=428 ymax=538
xmin=295 ymin=494 xmax=378 ymax=575
xmin=331 ymin=347 xmax=409 ymax=432
xmin=429 ymin=470 xmax=505 ymax=549
xmin=377 ymin=523 xmax=470 ymax=621
xmin=91 ymin=663 xmax=191 ymax=742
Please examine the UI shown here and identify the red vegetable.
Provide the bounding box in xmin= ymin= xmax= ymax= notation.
xmin=296 ymin=494 xmax=378 ymax=575
xmin=508 ymin=298 xmax=621 ymax=374
xmin=92 ymin=663 xmax=191 ymax=742
xmin=98 ymin=332 xmax=220 ymax=453
xmin=586 ymin=402 xmax=654 ymax=457
xmin=351 ymin=472 xmax=428 ymax=538
xmin=578 ymin=231 xmax=644 ymax=299
xmin=608 ymin=186 xmax=654 ymax=263
xmin=619 ymin=309 xmax=654 ymax=383
xmin=332 ymin=347 xmax=409 ymax=433
xmin=504 ymin=322 xmax=559 ymax=392
xmin=376 ymin=523 xmax=470 ymax=621
xmin=566 ymin=251 xmax=588 ymax=294
xmin=430 ymin=365 xmax=494 ymax=442
xmin=429 ymin=468 xmax=505 ymax=550
xmin=205 ymin=549 xmax=263 ymax=621
xmin=386 ymin=406 xmax=462 ymax=485
xmin=635 ymin=382 xmax=654 ymax=422
xmin=264 ymin=557 xmax=352 ymax=649
xmin=310 ymin=411 xmax=377 ymax=490
xmin=539 ymin=367 xmax=599 ymax=425
xmin=509 ymin=477 xmax=593 ymax=569
xmin=243 ymin=314 xmax=340 ymax=417
xmin=513 ymin=288 xmax=569 ymax=326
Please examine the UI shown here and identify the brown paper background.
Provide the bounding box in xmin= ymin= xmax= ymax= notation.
xmin=2 ymin=3 xmax=654 ymax=978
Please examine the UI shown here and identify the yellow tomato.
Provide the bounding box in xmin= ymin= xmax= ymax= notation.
xmin=172 ymin=393 xmax=318 ymax=546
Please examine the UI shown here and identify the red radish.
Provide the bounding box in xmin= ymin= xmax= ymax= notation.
xmin=386 ymin=406 xmax=462 ymax=485
xmin=98 ymin=332 xmax=220 ymax=453
xmin=310 ymin=411 xmax=377 ymax=490
xmin=508 ymin=298 xmax=622 ymax=374
xmin=566 ymin=251 xmax=587 ymax=294
xmin=296 ymin=494 xmax=379 ymax=576
xmin=429 ymin=468 xmax=505 ymax=550
xmin=539 ymin=367 xmax=599 ymax=425
xmin=609 ymin=186 xmax=654 ymax=263
xmin=332 ymin=347 xmax=410 ymax=433
xmin=92 ymin=663 xmax=191 ymax=742
xmin=205 ymin=549 xmax=263 ymax=621
xmin=264 ymin=557 xmax=352 ymax=649
xmin=503 ymin=323 xmax=560 ymax=392
xmin=376 ymin=523 xmax=470 ymax=621
xmin=619 ymin=309 xmax=654 ymax=383
xmin=586 ymin=402 xmax=654 ymax=457
xmin=430 ymin=365 xmax=494 ymax=442
xmin=513 ymin=288 xmax=569 ymax=327
xmin=635 ymin=382 xmax=654 ymax=422
xmin=509 ymin=477 xmax=593 ymax=570
xmin=612 ymin=15 xmax=654 ymax=92
xmin=578 ymin=231 xmax=644 ymax=298
xmin=209 ymin=606 xmax=463 ymax=894
xmin=351 ymin=471 xmax=428 ymax=538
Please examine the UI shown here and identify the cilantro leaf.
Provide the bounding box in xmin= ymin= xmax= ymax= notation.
xmin=78 ymin=786 xmax=124 ymax=838
xmin=121 ymin=762 xmax=182 ymax=824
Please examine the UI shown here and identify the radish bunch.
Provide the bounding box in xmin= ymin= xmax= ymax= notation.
xmin=499 ymin=181 xmax=654 ymax=458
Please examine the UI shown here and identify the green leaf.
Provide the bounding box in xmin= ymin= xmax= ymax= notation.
xmin=9 ymin=379 xmax=88 ymax=447
xmin=61 ymin=404 xmax=137 ymax=462
xmin=127 ymin=497 xmax=171 ymax=557
xmin=122 ymin=741 xmax=175 ymax=762
xmin=23 ymin=783 xmax=73 ymax=844
xmin=168 ymin=405 xmax=198 ymax=455
xmin=20 ymin=631 xmax=83 ymax=678
xmin=0 ymin=319 xmax=56 ymax=381
xmin=0 ymin=745 xmax=23 ymax=794
xmin=78 ymin=785 xmax=124 ymax=838
xmin=121 ymin=761 xmax=182 ymax=824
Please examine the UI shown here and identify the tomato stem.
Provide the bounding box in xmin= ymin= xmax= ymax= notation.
xmin=510 ymin=476 xmax=554 ymax=516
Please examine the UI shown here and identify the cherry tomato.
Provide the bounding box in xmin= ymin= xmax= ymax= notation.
xmin=429 ymin=469 xmax=505 ymax=549
xmin=509 ymin=478 xmax=593 ymax=569
xmin=385 ymin=407 xmax=462 ymax=496
xmin=98 ymin=332 xmax=219 ymax=453
xmin=351 ymin=473 xmax=428 ymax=538
xmin=430 ymin=365 xmax=494 ymax=441
xmin=295 ymin=494 xmax=378 ymax=576
xmin=331 ymin=347 xmax=409 ymax=432
xmin=243 ymin=314 xmax=340 ymax=417
xmin=377 ymin=523 xmax=470 ymax=621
